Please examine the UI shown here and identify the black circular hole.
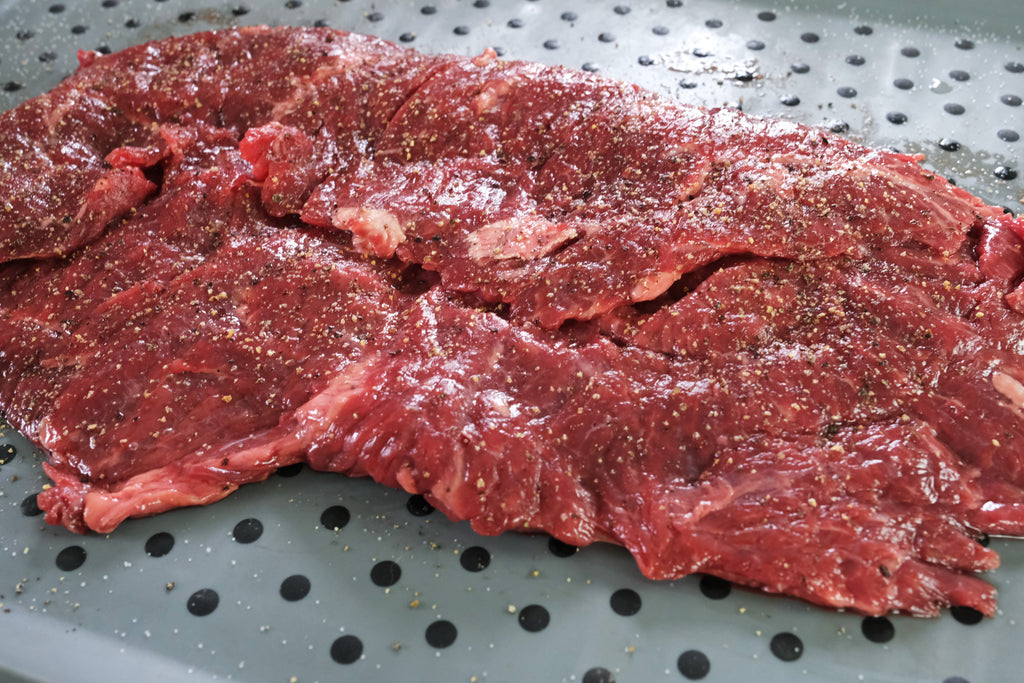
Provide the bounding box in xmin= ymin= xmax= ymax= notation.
xmin=997 ymin=129 xmax=1020 ymax=142
xmin=758 ymin=11 xmax=776 ymax=21
xmin=425 ymin=619 xmax=458 ymax=648
xmin=370 ymin=560 xmax=402 ymax=587
xmin=145 ymin=532 xmax=175 ymax=557
xmin=543 ymin=39 xmax=559 ymax=50
xmin=125 ymin=18 xmax=140 ymax=28
xmin=320 ymin=505 xmax=350 ymax=530
xmin=56 ymin=545 xmax=87 ymax=571
xmin=828 ymin=120 xmax=850 ymax=134
xmin=231 ymin=5 xmax=250 ymax=15
xmin=583 ymin=63 xmax=600 ymax=73
xmin=846 ymin=54 xmax=865 ymax=66
xmin=399 ymin=32 xmax=415 ymax=42
xmin=473 ymin=0 xmax=489 ymax=6
xmin=276 ymin=463 xmax=303 ymax=477
xmin=746 ymin=39 xmax=765 ymax=51
xmin=3 ymin=82 xmax=24 ymax=93
xmin=801 ymin=32 xmax=820 ymax=43
xmin=583 ymin=667 xmax=616 ymax=683
xmin=667 ymin=0 xmax=682 ymax=7
xmin=1001 ymin=94 xmax=1022 ymax=107
xmin=21 ymin=492 xmax=43 ymax=516
xmin=102 ymin=0 xmax=118 ymax=7
xmin=548 ymin=537 xmax=578 ymax=557
xmin=70 ymin=25 xmax=88 ymax=35
xmin=705 ymin=19 xmax=723 ymax=29
xmin=49 ymin=4 xmax=65 ymax=13
xmin=901 ymin=46 xmax=920 ymax=57
xmin=0 ymin=443 xmax=15 ymax=464
xmin=677 ymin=650 xmax=711 ymax=679
xmin=954 ymin=38 xmax=974 ymax=50
xmin=692 ymin=48 xmax=711 ymax=58
xmin=951 ymin=605 xmax=985 ymax=624
xmin=938 ymin=137 xmax=961 ymax=151
xmin=638 ymin=55 xmax=654 ymax=66
xmin=178 ymin=11 xmax=195 ymax=22
xmin=944 ymin=103 xmax=966 ymax=115
xmin=698 ymin=574 xmax=731 ymax=599
xmin=613 ymin=5 xmax=630 ymax=14
xmin=561 ymin=11 xmax=577 ymax=21
xmin=15 ymin=30 xmax=34 ymax=41
xmin=232 ymin=517 xmax=263 ymax=543
xmin=994 ymin=166 xmax=1018 ymax=181
xmin=330 ymin=635 xmax=362 ymax=664
xmin=453 ymin=25 xmax=470 ymax=35
xmin=942 ymin=677 xmax=970 ymax=683
xmin=861 ymin=616 xmax=895 ymax=643
xmin=186 ymin=588 xmax=219 ymax=616
xmin=1007 ymin=62 xmax=1024 ymax=73
xmin=791 ymin=63 xmax=810 ymax=74
xmin=780 ymin=94 xmax=801 ymax=106
xmin=854 ymin=25 xmax=873 ymax=35
xmin=280 ymin=574 xmax=311 ymax=601
xmin=96 ymin=45 xmax=111 ymax=55
xmin=653 ymin=26 xmax=670 ymax=36
xmin=679 ymin=79 xmax=697 ymax=89
xmin=949 ymin=69 xmax=970 ymax=81
xmin=598 ymin=32 xmax=616 ymax=43
xmin=367 ymin=11 xmax=383 ymax=21
xmin=518 ymin=604 xmax=550 ymax=632
xmin=406 ymin=494 xmax=434 ymax=516
xmin=460 ymin=546 xmax=491 ymax=572
xmin=421 ymin=5 xmax=436 ymax=14
xmin=837 ymin=86 xmax=857 ymax=98
xmin=886 ymin=111 xmax=908 ymax=125
xmin=893 ymin=77 xmax=914 ymax=90
xmin=609 ymin=588 xmax=642 ymax=616
xmin=507 ymin=18 xmax=524 ymax=28
xmin=285 ymin=0 xmax=302 ymax=8
xmin=770 ymin=632 xmax=804 ymax=662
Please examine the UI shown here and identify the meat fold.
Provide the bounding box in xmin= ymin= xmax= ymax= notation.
xmin=2 ymin=27 xmax=1024 ymax=617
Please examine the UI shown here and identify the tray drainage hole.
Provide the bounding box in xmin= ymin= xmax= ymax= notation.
xmin=861 ymin=616 xmax=895 ymax=643
xmin=186 ymin=588 xmax=219 ymax=616
xmin=280 ymin=574 xmax=311 ymax=601
xmin=459 ymin=545 xmax=491 ymax=572
xmin=583 ymin=667 xmax=616 ymax=683
xmin=320 ymin=504 xmax=351 ymax=530
xmin=677 ymin=649 xmax=711 ymax=680
xmin=769 ymin=632 xmax=804 ymax=662
xmin=517 ymin=604 xmax=550 ymax=632
xmin=56 ymin=545 xmax=86 ymax=571
xmin=370 ymin=560 xmax=402 ymax=587
xmin=406 ymin=494 xmax=435 ymax=516
xmin=425 ymin=619 xmax=458 ymax=648
xmin=232 ymin=517 xmax=264 ymax=543
xmin=330 ymin=635 xmax=363 ymax=664
xmin=609 ymin=588 xmax=642 ymax=616
xmin=145 ymin=531 xmax=175 ymax=557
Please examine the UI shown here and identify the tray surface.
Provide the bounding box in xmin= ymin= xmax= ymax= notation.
xmin=1 ymin=1 xmax=1023 ymax=682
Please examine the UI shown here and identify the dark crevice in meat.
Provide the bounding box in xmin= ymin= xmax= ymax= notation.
xmin=3 ymin=27 xmax=1024 ymax=619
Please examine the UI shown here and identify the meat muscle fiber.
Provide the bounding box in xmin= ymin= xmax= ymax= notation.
xmin=2 ymin=27 xmax=1024 ymax=617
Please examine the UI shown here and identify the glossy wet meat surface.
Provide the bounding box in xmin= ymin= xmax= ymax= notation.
xmin=2 ymin=27 xmax=1024 ymax=617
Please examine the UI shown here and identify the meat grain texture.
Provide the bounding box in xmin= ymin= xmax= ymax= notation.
xmin=2 ymin=27 xmax=1024 ymax=617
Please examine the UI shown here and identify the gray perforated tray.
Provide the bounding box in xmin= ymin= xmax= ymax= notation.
xmin=1 ymin=1 xmax=1023 ymax=682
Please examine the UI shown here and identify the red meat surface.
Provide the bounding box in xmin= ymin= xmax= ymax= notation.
xmin=2 ymin=27 xmax=1024 ymax=617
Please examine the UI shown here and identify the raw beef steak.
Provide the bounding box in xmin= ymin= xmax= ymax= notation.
xmin=2 ymin=27 xmax=1024 ymax=617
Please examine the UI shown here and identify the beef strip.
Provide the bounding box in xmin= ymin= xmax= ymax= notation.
xmin=2 ymin=27 xmax=1024 ymax=617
